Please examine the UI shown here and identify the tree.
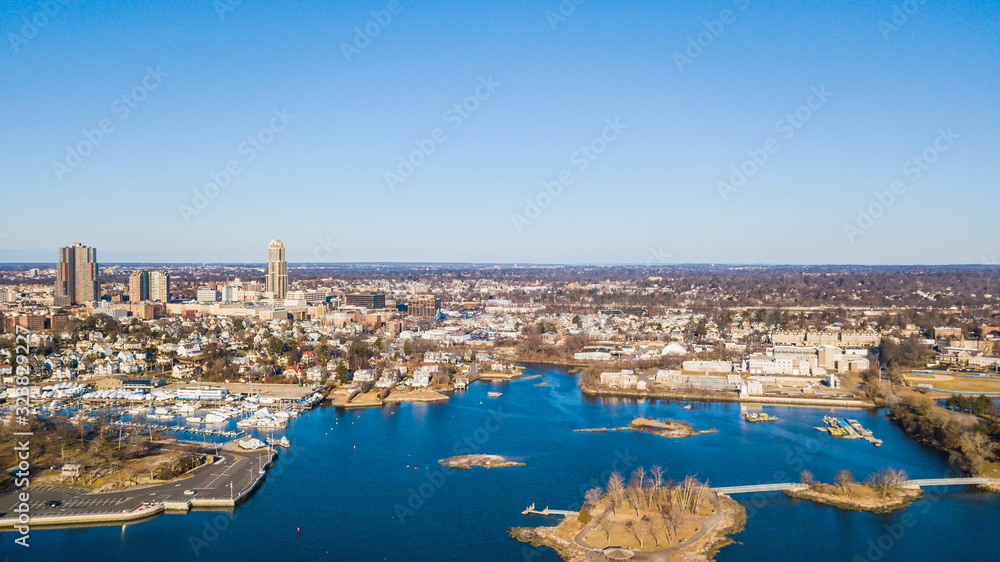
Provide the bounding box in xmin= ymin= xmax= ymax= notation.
xmin=835 ymin=470 xmax=855 ymax=494
xmin=607 ymin=472 xmax=626 ymax=515
xmin=335 ymin=361 xmax=349 ymax=384
xmin=599 ymin=514 xmax=614 ymax=541
xmin=800 ymin=470 xmax=816 ymax=488
xmin=584 ymin=487 xmax=603 ymax=507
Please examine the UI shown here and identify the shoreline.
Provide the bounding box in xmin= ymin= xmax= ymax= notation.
xmin=784 ymin=485 xmax=922 ymax=514
xmin=0 ymin=445 xmax=277 ymax=530
xmin=580 ymin=384 xmax=876 ymax=409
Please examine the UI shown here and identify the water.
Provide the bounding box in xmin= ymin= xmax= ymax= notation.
xmin=4 ymin=365 xmax=999 ymax=561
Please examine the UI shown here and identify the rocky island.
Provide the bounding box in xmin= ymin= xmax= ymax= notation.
xmin=785 ymin=469 xmax=921 ymax=513
xmin=511 ymin=468 xmax=745 ymax=561
xmin=438 ymin=454 xmax=525 ymax=470
xmin=575 ymin=417 xmax=717 ymax=439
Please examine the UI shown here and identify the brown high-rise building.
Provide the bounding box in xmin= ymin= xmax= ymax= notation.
xmin=55 ymin=243 xmax=99 ymax=306
xmin=129 ymin=270 xmax=150 ymax=303
xmin=130 ymin=269 xmax=170 ymax=303
xmin=407 ymin=294 xmax=441 ymax=318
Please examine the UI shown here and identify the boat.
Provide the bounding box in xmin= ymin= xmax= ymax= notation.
xmin=683 ymin=404 xmax=693 ymax=410
xmin=187 ymin=416 xmax=205 ymax=424
xmin=203 ymin=413 xmax=227 ymax=424
xmin=487 ymin=392 xmax=503 ymax=398
xmin=267 ymin=436 xmax=291 ymax=448
xmin=743 ymin=412 xmax=778 ymax=422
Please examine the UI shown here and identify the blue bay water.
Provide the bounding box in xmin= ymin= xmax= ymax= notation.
xmin=3 ymin=365 xmax=999 ymax=561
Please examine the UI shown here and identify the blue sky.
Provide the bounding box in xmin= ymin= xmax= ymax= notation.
xmin=0 ymin=0 xmax=997 ymax=264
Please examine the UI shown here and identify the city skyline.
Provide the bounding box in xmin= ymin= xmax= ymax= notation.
xmin=1 ymin=1 xmax=998 ymax=265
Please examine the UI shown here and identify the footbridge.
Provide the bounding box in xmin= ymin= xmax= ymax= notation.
xmin=713 ymin=477 xmax=996 ymax=495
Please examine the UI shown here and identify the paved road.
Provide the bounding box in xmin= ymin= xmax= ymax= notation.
xmin=0 ymin=444 xmax=274 ymax=522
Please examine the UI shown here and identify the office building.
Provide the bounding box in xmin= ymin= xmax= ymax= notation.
xmin=345 ymin=292 xmax=386 ymax=309
xmin=266 ymin=239 xmax=288 ymax=299
xmin=408 ymin=294 xmax=441 ymax=318
xmin=55 ymin=243 xmax=99 ymax=306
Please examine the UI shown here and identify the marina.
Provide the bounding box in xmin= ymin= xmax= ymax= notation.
xmin=817 ymin=416 xmax=883 ymax=446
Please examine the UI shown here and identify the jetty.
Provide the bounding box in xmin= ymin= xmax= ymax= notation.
xmin=521 ymin=503 xmax=577 ymax=517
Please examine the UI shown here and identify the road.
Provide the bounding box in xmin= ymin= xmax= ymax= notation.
xmin=0 ymin=444 xmax=275 ymax=524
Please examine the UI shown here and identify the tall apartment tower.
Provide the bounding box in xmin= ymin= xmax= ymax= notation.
xmin=55 ymin=243 xmax=99 ymax=306
xmin=129 ymin=270 xmax=150 ymax=302
xmin=128 ymin=269 xmax=170 ymax=303
xmin=266 ymin=239 xmax=288 ymax=299
xmin=149 ymin=270 xmax=170 ymax=302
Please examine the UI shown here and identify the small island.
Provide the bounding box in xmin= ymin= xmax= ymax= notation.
xmin=511 ymin=466 xmax=745 ymax=561
xmin=575 ymin=417 xmax=717 ymax=439
xmin=439 ymin=454 xmax=525 ymax=470
xmin=785 ymin=469 xmax=921 ymax=513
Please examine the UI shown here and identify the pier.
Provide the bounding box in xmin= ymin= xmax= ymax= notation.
xmin=521 ymin=503 xmax=577 ymax=517
xmin=109 ymin=421 xmax=244 ymax=438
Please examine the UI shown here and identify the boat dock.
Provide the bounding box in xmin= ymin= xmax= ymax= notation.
xmin=110 ymin=421 xmax=244 ymax=439
xmin=817 ymin=416 xmax=882 ymax=446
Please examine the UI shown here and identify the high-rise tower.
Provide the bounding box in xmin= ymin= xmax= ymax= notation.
xmin=55 ymin=243 xmax=99 ymax=306
xmin=266 ymin=239 xmax=288 ymax=299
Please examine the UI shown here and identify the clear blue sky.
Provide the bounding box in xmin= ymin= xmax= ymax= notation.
xmin=1 ymin=0 xmax=997 ymax=264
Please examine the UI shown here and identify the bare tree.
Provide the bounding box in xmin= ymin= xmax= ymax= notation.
xmin=607 ymin=472 xmax=626 ymax=515
xmin=835 ymin=470 xmax=855 ymax=494
xmin=800 ymin=470 xmax=816 ymax=488
xmin=600 ymin=514 xmax=614 ymax=542
xmin=585 ymin=487 xmax=604 ymax=507
xmin=650 ymin=464 xmax=665 ymax=505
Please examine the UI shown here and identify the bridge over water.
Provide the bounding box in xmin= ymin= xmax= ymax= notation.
xmin=713 ymin=477 xmax=995 ymax=495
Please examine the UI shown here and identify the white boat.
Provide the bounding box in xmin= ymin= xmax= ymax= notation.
xmin=203 ymin=413 xmax=226 ymax=424
xmin=267 ymin=436 xmax=291 ymax=448
xmin=487 ymin=392 xmax=503 ymax=397
xmin=187 ymin=416 xmax=205 ymax=424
